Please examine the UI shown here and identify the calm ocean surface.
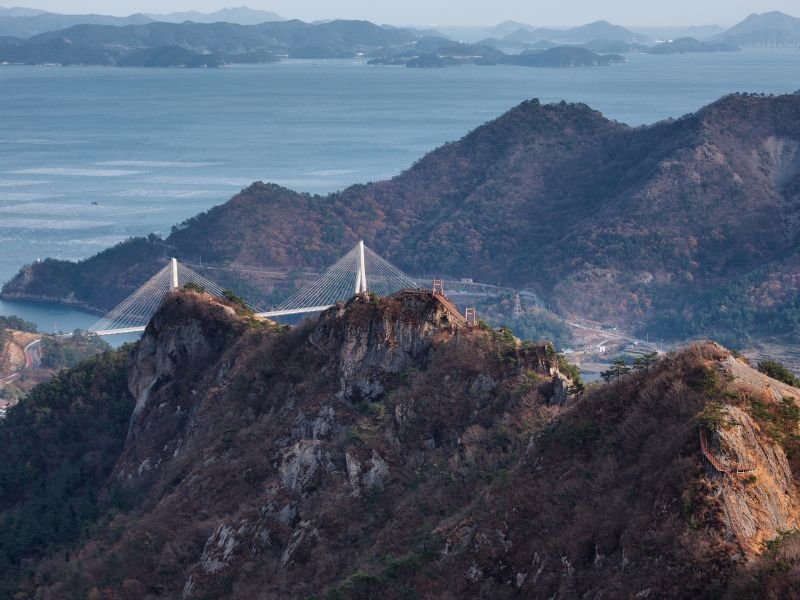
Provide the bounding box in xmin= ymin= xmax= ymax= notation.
xmin=1 ymin=50 xmax=799 ymax=333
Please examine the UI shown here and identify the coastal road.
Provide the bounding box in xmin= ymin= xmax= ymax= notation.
xmin=566 ymin=319 xmax=661 ymax=354
xmin=0 ymin=338 xmax=41 ymax=386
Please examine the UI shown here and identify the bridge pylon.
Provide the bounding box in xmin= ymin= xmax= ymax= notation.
xmin=257 ymin=240 xmax=418 ymax=318
xmin=171 ymin=257 xmax=179 ymax=289
xmin=89 ymin=258 xmax=254 ymax=336
xmin=354 ymin=240 xmax=368 ymax=295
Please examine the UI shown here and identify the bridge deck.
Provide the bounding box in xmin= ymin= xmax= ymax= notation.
xmin=92 ymin=326 xmax=147 ymax=336
xmin=256 ymin=305 xmax=333 ymax=318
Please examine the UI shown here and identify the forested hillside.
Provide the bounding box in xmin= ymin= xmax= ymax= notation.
xmin=4 ymin=93 xmax=800 ymax=344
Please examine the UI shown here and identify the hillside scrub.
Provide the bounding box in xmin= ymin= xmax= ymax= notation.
xmin=0 ymin=289 xmax=800 ymax=600
xmin=2 ymin=290 xmax=800 ymax=598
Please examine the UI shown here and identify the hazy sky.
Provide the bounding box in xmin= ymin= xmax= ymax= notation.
xmin=13 ymin=1 xmax=799 ymax=26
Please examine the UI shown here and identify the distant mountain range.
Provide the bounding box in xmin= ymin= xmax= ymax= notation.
xmin=0 ymin=7 xmax=798 ymax=64
xmin=488 ymin=12 xmax=799 ymax=50
xmin=714 ymin=11 xmax=800 ymax=47
xmin=633 ymin=25 xmax=726 ymax=41
xmin=0 ymin=6 xmax=44 ymax=17
xmin=0 ymin=9 xmax=152 ymax=38
xmin=503 ymin=20 xmax=652 ymax=44
xmin=145 ymin=6 xmax=284 ymax=25
xmin=479 ymin=36 xmax=737 ymax=56
xmin=0 ymin=6 xmax=284 ymax=38
xmin=0 ymin=18 xmax=630 ymax=68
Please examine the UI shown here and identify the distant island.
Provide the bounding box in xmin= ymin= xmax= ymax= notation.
xmin=713 ymin=11 xmax=800 ymax=48
xmin=0 ymin=19 xmax=627 ymax=69
xmin=645 ymin=37 xmax=740 ymax=54
xmin=2 ymin=10 xmax=798 ymax=68
xmin=502 ymin=19 xmax=652 ymax=45
xmin=0 ymin=19 xmax=420 ymax=67
xmin=370 ymin=44 xmax=624 ymax=69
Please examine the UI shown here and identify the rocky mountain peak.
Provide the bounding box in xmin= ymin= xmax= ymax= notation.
xmin=7 ymin=289 xmax=800 ymax=596
xmin=310 ymin=291 xmax=466 ymax=402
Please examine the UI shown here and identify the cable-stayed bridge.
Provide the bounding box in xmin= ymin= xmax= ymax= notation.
xmin=257 ymin=241 xmax=417 ymax=318
xmin=88 ymin=258 xmax=259 ymax=336
xmin=90 ymin=242 xmax=423 ymax=336
xmin=88 ymin=241 xmax=537 ymax=337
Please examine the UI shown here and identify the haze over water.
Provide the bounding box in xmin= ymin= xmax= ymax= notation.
xmin=1 ymin=50 xmax=799 ymax=330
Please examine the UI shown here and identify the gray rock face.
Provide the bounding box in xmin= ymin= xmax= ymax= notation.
xmin=279 ymin=441 xmax=333 ymax=493
xmin=200 ymin=522 xmax=244 ymax=574
xmin=310 ymin=293 xmax=463 ymax=402
xmin=548 ymin=372 xmax=572 ymax=406
xmin=128 ymin=293 xmax=238 ymax=422
xmin=345 ymin=450 xmax=390 ymax=496
xmin=128 ymin=318 xmax=213 ymax=426
xmin=292 ymin=405 xmax=340 ymax=441
xmin=120 ymin=292 xmax=241 ymax=481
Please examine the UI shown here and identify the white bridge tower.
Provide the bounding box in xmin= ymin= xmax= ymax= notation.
xmin=171 ymin=257 xmax=179 ymax=289
xmin=354 ymin=240 xmax=368 ymax=295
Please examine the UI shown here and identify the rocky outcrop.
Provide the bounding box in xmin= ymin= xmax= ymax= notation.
xmin=8 ymin=285 xmax=800 ymax=600
xmin=702 ymin=404 xmax=800 ymax=554
xmin=708 ymin=359 xmax=800 ymax=555
xmin=310 ymin=292 xmax=465 ymax=401
xmin=13 ymin=290 xmax=589 ymax=599
xmin=117 ymin=290 xmax=246 ymax=482
xmin=279 ymin=441 xmax=333 ymax=493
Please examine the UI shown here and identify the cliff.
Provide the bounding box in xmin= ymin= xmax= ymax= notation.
xmin=5 ymin=93 xmax=800 ymax=345
xmin=2 ymin=291 xmax=800 ymax=597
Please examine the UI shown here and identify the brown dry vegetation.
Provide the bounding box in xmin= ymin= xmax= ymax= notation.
xmin=2 ymin=293 xmax=800 ymax=599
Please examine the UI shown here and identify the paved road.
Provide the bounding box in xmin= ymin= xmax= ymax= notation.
xmin=0 ymin=338 xmax=41 ymax=386
xmin=566 ymin=320 xmax=661 ymax=354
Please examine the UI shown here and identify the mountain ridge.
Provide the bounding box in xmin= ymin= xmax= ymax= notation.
xmin=714 ymin=10 xmax=800 ymax=47
xmin=146 ymin=6 xmax=284 ymax=25
xmin=4 ymin=93 xmax=800 ymax=345
xmin=2 ymin=289 xmax=800 ymax=596
xmin=0 ymin=10 xmax=153 ymax=38
xmin=0 ymin=6 xmax=285 ymax=38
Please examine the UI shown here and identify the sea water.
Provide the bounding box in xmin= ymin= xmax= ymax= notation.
xmin=1 ymin=50 xmax=799 ymax=332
